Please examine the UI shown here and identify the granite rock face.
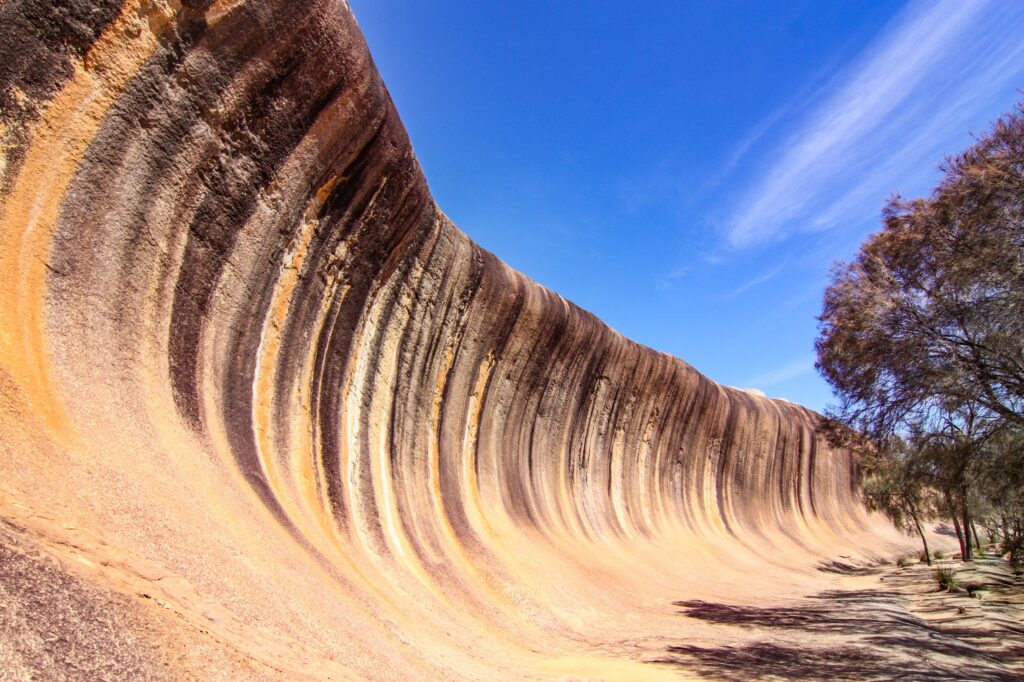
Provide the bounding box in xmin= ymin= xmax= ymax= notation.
xmin=0 ymin=2 xmax=884 ymax=678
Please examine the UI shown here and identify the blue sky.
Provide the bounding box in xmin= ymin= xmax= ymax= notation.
xmin=348 ymin=0 xmax=1024 ymax=412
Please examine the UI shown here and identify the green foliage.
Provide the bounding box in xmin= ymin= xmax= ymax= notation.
xmin=817 ymin=106 xmax=1024 ymax=439
xmin=858 ymin=438 xmax=937 ymax=563
xmin=816 ymin=102 xmax=1024 ymax=567
xmin=934 ymin=566 xmax=958 ymax=591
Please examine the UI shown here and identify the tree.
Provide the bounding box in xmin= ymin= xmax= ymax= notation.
xmin=816 ymin=104 xmax=1024 ymax=564
xmin=909 ymin=401 xmax=1000 ymax=562
xmin=860 ymin=439 xmax=938 ymax=565
xmin=816 ymin=106 xmax=1024 ymax=442
xmin=976 ymin=424 xmax=1024 ymax=564
xmin=818 ymin=418 xmax=939 ymax=564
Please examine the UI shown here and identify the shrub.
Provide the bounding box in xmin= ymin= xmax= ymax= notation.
xmin=934 ymin=566 xmax=958 ymax=591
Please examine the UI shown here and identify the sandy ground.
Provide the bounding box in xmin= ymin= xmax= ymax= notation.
xmin=656 ymin=552 xmax=1024 ymax=680
xmin=4 ymin=477 xmax=1020 ymax=681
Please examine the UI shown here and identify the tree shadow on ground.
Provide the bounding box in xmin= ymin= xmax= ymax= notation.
xmin=655 ymin=640 xmax=1015 ymax=681
xmin=656 ymin=587 xmax=1023 ymax=681
xmin=817 ymin=559 xmax=884 ymax=576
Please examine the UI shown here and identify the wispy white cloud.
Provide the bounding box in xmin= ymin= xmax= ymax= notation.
xmin=700 ymin=105 xmax=790 ymax=193
xmin=703 ymin=46 xmax=856 ymax=194
xmin=725 ymin=265 xmax=783 ymax=298
xmin=725 ymin=0 xmax=1024 ymax=248
xmin=744 ymin=353 xmax=817 ymax=390
xmin=655 ymin=266 xmax=691 ymax=290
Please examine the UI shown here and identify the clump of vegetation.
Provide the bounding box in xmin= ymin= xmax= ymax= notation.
xmin=817 ymin=104 xmax=1024 ymax=567
xmin=935 ymin=566 xmax=958 ymax=592
xmin=896 ymin=556 xmax=911 ymax=568
xmin=857 ymin=447 xmax=936 ymax=565
xmin=933 ymin=551 xmax=944 ymax=560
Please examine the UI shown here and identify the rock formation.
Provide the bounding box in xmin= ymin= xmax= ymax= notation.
xmin=0 ymin=1 xmax=900 ymax=678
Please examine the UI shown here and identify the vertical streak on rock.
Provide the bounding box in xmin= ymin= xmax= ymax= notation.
xmin=0 ymin=1 xmax=877 ymax=677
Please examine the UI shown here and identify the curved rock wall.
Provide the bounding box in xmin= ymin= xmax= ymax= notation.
xmin=0 ymin=1 xmax=883 ymax=678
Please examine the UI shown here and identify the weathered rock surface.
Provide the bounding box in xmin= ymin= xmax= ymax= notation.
xmin=0 ymin=1 xmax=912 ymax=679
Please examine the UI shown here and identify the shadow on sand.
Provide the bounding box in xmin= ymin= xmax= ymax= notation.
xmin=655 ymin=568 xmax=1024 ymax=681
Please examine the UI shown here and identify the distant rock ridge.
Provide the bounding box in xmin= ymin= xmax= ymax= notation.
xmin=0 ymin=2 xmax=885 ymax=678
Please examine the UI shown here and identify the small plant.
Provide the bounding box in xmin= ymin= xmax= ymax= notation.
xmin=933 ymin=550 xmax=944 ymax=560
xmin=934 ymin=566 xmax=958 ymax=591
xmin=896 ymin=556 xmax=911 ymax=568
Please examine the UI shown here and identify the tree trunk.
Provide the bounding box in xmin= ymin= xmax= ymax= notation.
xmin=962 ymin=506 xmax=974 ymax=562
xmin=970 ymin=519 xmax=983 ymax=552
xmin=912 ymin=514 xmax=931 ymax=566
xmin=952 ymin=515 xmax=967 ymax=561
xmin=1013 ymin=519 xmax=1023 ymax=566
